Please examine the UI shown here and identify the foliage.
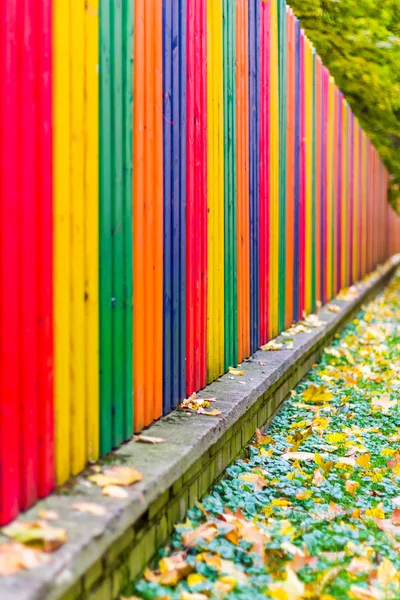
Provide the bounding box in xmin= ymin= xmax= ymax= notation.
xmin=289 ymin=0 xmax=400 ymax=209
xmin=131 ymin=267 xmax=400 ymax=599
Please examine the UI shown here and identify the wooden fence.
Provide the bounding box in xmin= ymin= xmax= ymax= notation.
xmin=1 ymin=0 xmax=400 ymax=525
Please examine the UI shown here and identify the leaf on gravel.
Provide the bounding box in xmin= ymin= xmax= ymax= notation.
xmin=145 ymin=552 xmax=193 ymax=586
xmin=282 ymin=451 xmax=315 ymax=462
xmin=302 ymin=384 xmax=333 ymax=404
xmin=371 ymin=393 xmax=396 ymax=413
xmin=268 ymin=566 xmax=305 ymax=600
xmin=182 ymin=522 xmax=218 ymax=547
xmin=102 ymin=485 xmax=129 ymax=499
xmin=349 ymin=585 xmax=383 ymax=600
xmin=73 ymin=502 xmax=106 ymax=516
xmin=0 ymin=542 xmax=49 ymax=576
xmin=2 ymin=521 xmax=67 ymax=553
xmin=133 ymin=435 xmax=166 ymax=444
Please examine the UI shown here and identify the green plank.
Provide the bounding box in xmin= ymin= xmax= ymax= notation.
xmin=278 ymin=0 xmax=286 ymax=332
xmin=223 ymin=0 xmax=238 ymax=370
xmin=99 ymin=0 xmax=113 ymax=454
xmin=123 ymin=0 xmax=134 ymax=439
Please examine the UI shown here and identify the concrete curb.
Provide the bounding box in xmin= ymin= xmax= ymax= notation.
xmin=1 ymin=257 xmax=398 ymax=600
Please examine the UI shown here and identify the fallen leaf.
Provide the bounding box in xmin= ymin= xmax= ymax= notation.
xmin=312 ymin=469 xmax=325 ymax=487
xmin=345 ymin=480 xmax=360 ymax=496
xmin=187 ymin=573 xmax=206 ymax=587
xmin=38 ymin=510 xmax=59 ymax=521
xmin=392 ymin=508 xmax=400 ymax=525
xmin=268 ymin=567 xmax=305 ymax=600
xmin=371 ymin=394 xmax=396 ymax=413
xmin=2 ymin=521 xmax=67 ymax=553
xmin=302 ymin=384 xmax=333 ymax=405
xmin=180 ymin=593 xmax=209 ymax=600
xmin=261 ymin=342 xmax=283 ymax=351
xmin=145 ymin=553 xmax=193 ymax=586
xmin=182 ymin=522 xmax=218 ymax=547
xmin=73 ymin=502 xmax=107 ymax=516
xmin=201 ymin=409 xmax=222 ymax=417
xmin=282 ymin=452 xmax=315 ymax=462
xmin=134 ymin=435 xmax=166 ymax=444
xmin=228 ymin=367 xmax=244 ymax=376
xmin=102 ymin=485 xmax=129 ymax=499
xmin=348 ymin=557 xmax=372 ymax=574
xmin=0 ymin=542 xmax=49 ymax=576
xmin=89 ymin=466 xmax=143 ymax=487
xmin=239 ymin=473 xmax=268 ymax=491
xmin=376 ymin=557 xmax=398 ymax=587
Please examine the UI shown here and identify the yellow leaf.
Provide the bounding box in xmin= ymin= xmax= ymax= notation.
xmin=89 ymin=466 xmax=143 ymax=487
xmin=261 ymin=342 xmax=283 ymax=351
xmin=229 ymin=367 xmax=244 ymax=376
xmin=345 ymin=481 xmax=360 ymax=496
xmin=365 ymin=507 xmax=385 ymax=519
xmin=380 ymin=448 xmax=396 ymax=457
xmin=2 ymin=521 xmax=67 ymax=553
xmin=201 ymin=409 xmax=222 ymax=417
xmin=302 ymin=384 xmax=333 ymax=405
xmin=187 ymin=573 xmax=206 ymax=587
xmin=180 ymin=594 xmax=209 ymax=600
xmin=376 ymin=557 xmax=398 ymax=587
xmin=296 ymin=489 xmax=312 ymax=500
xmin=356 ymin=454 xmax=371 ymax=469
xmin=272 ymin=499 xmax=291 ymax=507
xmin=326 ymin=433 xmax=346 ymax=444
xmin=268 ymin=567 xmax=305 ymax=600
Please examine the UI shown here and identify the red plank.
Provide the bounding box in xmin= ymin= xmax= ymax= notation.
xmin=0 ymin=0 xmax=21 ymax=524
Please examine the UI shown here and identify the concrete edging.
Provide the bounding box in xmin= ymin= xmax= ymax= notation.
xmin=1 ymin=258 xmax=398 ymax=600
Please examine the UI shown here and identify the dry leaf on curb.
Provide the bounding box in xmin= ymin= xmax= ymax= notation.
xmin=228 ymin=367 xmax=244 ymax=376
xmin=38 ymin=510 xmax=59 ymax=521
xmin=261 ymin=342 xmax=283 ymax=351
xmin=201 ymin=409 xmax=222 ymax=417
xmin=102 ymin=485 xmax=129 ymax=499
xmin=133 ymin=435 xmax=166 ymax=445
xmin=327 ymin=304 xmax=341 ymax=313
xmin=73 ymin=503 xmax=106 ymax=516
xmin=2 ymin=521 xmax=67 ymax=553
xmin=0 ymin=542 xmax=49 ymax=576
xmin=89 ymin=466 xmax=143 ymax=488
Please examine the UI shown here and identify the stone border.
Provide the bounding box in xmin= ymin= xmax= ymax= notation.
xmin=1 ymin=258 xmax=398 ymax=600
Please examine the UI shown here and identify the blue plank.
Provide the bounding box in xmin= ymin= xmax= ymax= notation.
xmin=162 ymin=0 xmax=187 ymax=413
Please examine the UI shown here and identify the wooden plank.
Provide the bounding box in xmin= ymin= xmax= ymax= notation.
xmin=206 ymin=0 xmax=225 ymax=381
xmin=186 ymin=0 xmax=207 ymax=395
xmin=0 ymin=0 xmax=20 ymax=523
xmin=223 ymin=0 xmax=237 ymax=370
xmin=53 ymin=0 xmax=71 ymax=484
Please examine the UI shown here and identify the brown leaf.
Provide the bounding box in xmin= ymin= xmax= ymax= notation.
xmin=0 ymin=542 xmax=49 ymax=576
xmin=392 ymin=508 xmax=400 ymax=526
xmin=349 ymin=585 xmax=383 ymax=599
xmin=73 ymin=502 xmax=107 ymax=516
xmin=102 ymin=485 xmax=129 ymax=499
xmin=182 ymin=522 xmax=218 ymax=547
xmin=238 ymin=473 xmax=268 ymax=491
xmin=2 ymin=521 xmax=67 ymax=553
xmin=312 ymin=469 xmax=326 ymax=487
xmin=145 ymin=553 xmax=193 ymax=586
xmin=348 ymin=557 xmax=372 ymax=574
xmin=201 ymin=409 xmax=222 ymax=417
xmin=134 ymin=435 xmax=166 ymax=445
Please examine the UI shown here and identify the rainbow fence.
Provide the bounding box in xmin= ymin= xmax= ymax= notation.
xmin=1 ymin=0 xmax=400 ymax=526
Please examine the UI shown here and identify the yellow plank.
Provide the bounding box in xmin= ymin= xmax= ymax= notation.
xmin=269 ymin=0 xmax=279 ymax=339
xmin=70 ymin=0 xmax=86 ymax=474
xmin=85 ymin=0 xmax=99 ymax=462
xmin=207 ymin=0 xmax=224 ymax=382
xmin=53 ymin=0 xmax=71 ymax=485
xmin=353 ymin=117 xmax=359 ymax=281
